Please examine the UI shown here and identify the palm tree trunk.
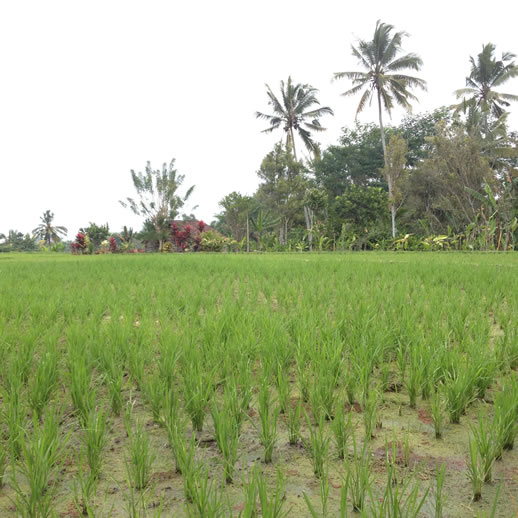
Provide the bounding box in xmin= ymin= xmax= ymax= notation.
xmin=377 ymin=88 xmax=396 ymax=238
xmin=289 ymin=128 xmax=297 ymax=161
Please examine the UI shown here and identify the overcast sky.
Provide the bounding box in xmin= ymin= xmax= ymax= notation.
xmin=1 ymin=0 xmax=517 ymax=238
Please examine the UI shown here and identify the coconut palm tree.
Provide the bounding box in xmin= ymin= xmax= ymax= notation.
xmin=333 ymin=20 xmax=426 ymax=237
xmin=256 ymin=76 xmax=333 ymax=160
xmin=32 ymin=210 xmax=68 ymax=248
xmin=454 ymin=43 xmax=518 ymax=119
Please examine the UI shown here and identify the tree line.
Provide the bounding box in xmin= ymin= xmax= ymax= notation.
xmin=1 ymin=20 xmax=517 ymax=253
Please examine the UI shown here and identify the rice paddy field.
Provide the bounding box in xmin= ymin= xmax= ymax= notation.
xmin=1 ymin=252 xmax=518 ymax=517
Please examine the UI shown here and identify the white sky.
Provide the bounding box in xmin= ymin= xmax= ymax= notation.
xmin=1 ymin=0 xmax=517 ymax=238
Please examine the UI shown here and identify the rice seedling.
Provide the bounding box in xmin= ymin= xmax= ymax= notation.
xmin=73 ymin=450 xmax=98 ymax=516
xmin=466 ymin=438 xmax=484 ymax=502
xmin=368 ymin=461 xmax=429 ymax=518
xmin=405 ymin=353 xmax=421 ymax=409
xmin=0 ymin=441 xmax=6 ymax=488
xmin=183 ymin=362 xmax=214 ymax=433
xmin=256 ymin=468 xmax=289 ymax=518
xmin=238 ymin=467 xmax=259 ymax=518
xmin=345 ymin=437 xmax=373 ymax=513
xmin=303 ymin=460 xmax=329 ymax=517
xmin=434 ymin=462 xmax=446 ymax=518
xmin=11 ymin=409 xmax=68 ymax=518
xmin=127 ymin=419 xmax=155 ymax=490
xmin=362 ymin=389 xmax=379 ymax=440
xmin=332 ymin=400 xmax=353 ymax=460
xmin=257 ymin=378 xmax=280 ymax=463
xmin=444 ymin=367 xmax=474 ymax=424
xmin=28 ymin=347 xmax=58 ymax=420
xmin=286 ymin=397 xmax=303 ymax=446
xmin=430 ymin=388 xmax=444 ymax=439
xmin=275 ymin=363 xmax=290 ymax=414
xmin=296 ymin=361 xmax=311 ymax=404
xmin=493 ymin=379 xmax=518 ymax=454
xmin=180 ymin=435 xmax=200 ymax=504
xmin=2 ymin=378 xmax=25 ymax=459
xmin=69 ymin=359 xmax=96 ymax=427
xmin=143 ymin=374 xmax=165 ymax=424
xmin=302 ymin=413 xmax=330 ymax=479
xmin=470 ymin=414 xmax=496 ymax=483
xmin=184 ymin=463 xmax=227 ymax=518
xmin=84 ymin=405 xmax=109 ymax=479
xmin=211 ymin=401 xmax=240 ymax=483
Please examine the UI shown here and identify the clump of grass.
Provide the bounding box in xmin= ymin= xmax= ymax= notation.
xmin=69 ymin=359 xmax=96 ymax=427
xmin=258 ymin=379 xmax=280 ymax=464
xmin=493 ymin=379 xmax=518 ymax=455
xmin=11 ymin=410 xmax=68 ymax=518
xmin=362 ymin=389 xmax=379 ymax=440
xmin=2 ymin=378 xmax=25 ymax=459
xmin=73 ymin=450 xmax=98 ymax=516
xmin=183 ymin=363 xmax=214 ymax=433
xmin=444 ymin=368 xmax=473 ymax=424
xmin=467 ymin=438 xmax=484 ymax=502
xmin=332 ymin=400 xmax=352 ymax=460
xmin=302 ymin=413 xmax=330 ymax=479
xmin=346 ymin=438 xmax=372 ymax=513
xmin=430 ymin=389 xmax=444 ymax=439
xmin=434 ymin=462 xmax=446 ymax=518
xmin=28 ymin=348 xmax=58 ymax=420
xmin=127 ymin=419 xmax=155 ymax=490
xmin=84 ymin=405 xmax=109 ymax=479
xmin=286 ymin=398 xmax=302 ymax=446
xmin=470 ymin=414 xmax=496 ymax=484
xmin=303 ymin=461 xmax=329 ymax=517
xmin=0 ymin=441 xmax=6 ymax=488
xmin=211 ymin=401 xmax=240 ymax=483
xmin=275 ymin=364 xmax=290 ymax=414
xmin=257 ymin=468 xmax=289 ymax=518
xmin=163 ymin=387 xmax=187 ymax=474
xmin=143 ymin=375 xmax=165 ymax=424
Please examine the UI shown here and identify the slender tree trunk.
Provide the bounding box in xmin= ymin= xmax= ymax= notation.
xmin=289 ymin=128 xmax=297 ymax=161
xmin=304 ymin=206 xmax=313 ymax=252
xmin=377 ymin=88 xmax=396 ymax=238
xmin=246 ymin=215 xmax=250 ymax=252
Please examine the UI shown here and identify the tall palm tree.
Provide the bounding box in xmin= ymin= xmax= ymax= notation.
xmin=333 ymin=20 xmax=426 ymax=236
xmin=454 ymin=43 xmax=518 ymax=119
xmin=256 ymin=76 xmax=333 ymax=160
xmin=32 ymin=210 xmax=68 ymax=249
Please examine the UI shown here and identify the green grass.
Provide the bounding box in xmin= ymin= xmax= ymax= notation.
xmin=0 ymin=252 xmax=517 ymax=516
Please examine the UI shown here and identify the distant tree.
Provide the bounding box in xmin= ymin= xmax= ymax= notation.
xmin=255 ymin=142 xmax=308 ymax=245
xmin=334 ymin=19 xmax=426 ymax=236
xmin=454 ymin=43 xmax=518 ymax=119
xmin=32 ymin=210 xmax=68 ymax=249
xmin=313 ymin=123 xmax=386 ymax=196
xmin=382 ymin=135 xmax=408 ymax=237
xmin=256 ymin=76 xmax=333 ymax=160
xmin=402 ymin=124 xmax=494 ymax=234
xmin=79 ymin=222 xmax=110 ymax=249
xmin=120 ymin=160 xmax=194 ymax=251
xmin=216 ymin=192 xmax=256 ymax=241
